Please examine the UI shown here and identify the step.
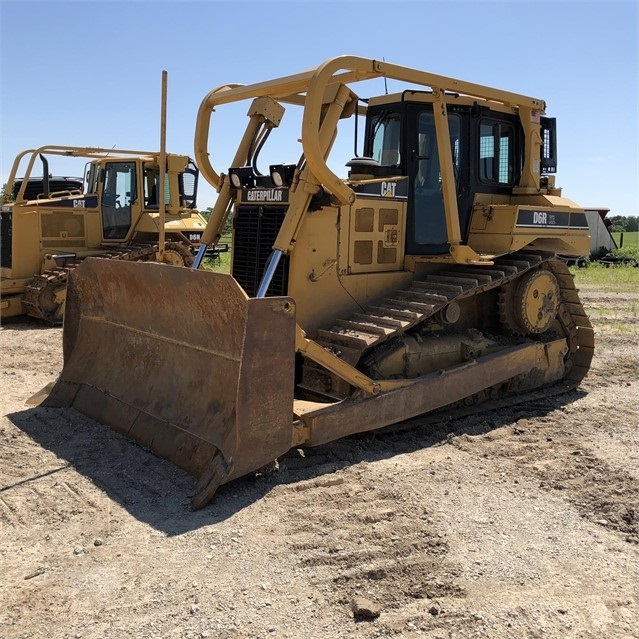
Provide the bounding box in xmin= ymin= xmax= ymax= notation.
xmin=333 ymin=319 xmax=394 ymax=337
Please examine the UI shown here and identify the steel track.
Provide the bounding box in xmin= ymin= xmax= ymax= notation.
xmin=302 ymin=251 xmax=594 ymax=404
xmin=22 ymin=242 xmax=194 ymax=323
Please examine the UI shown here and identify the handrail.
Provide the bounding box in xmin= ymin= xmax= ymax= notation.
xmin=193 ymin=55 xmax=546 ymax=199
xmin=4 ymin=145 xmax=181 ymax=204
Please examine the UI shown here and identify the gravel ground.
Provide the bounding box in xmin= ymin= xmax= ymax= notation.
xmin=1 ymin=280 xmax=637 ymax=639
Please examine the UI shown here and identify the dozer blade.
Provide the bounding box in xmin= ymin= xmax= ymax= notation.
xmin=40 ymin=258 xmax=296 ymax=509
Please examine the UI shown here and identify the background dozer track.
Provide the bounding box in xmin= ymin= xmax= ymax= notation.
xmin=20 ymin=242 xmax=194 ymax=323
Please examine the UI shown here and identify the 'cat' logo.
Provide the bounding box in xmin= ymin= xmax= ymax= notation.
xmin=381 ymin=181 xmax=396 ymax=197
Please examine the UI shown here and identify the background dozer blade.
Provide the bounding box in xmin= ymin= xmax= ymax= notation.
xmin=41 ymin=258 xmax=296 ymax=509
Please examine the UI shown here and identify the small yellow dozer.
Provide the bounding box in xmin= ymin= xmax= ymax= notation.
xmin=1 ymin=145 xmax=208 ymax=323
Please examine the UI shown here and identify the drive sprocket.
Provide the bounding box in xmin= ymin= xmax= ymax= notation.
xmin=499 ymin=267 xmax=560 ymax=336
xmin=162 ymin=242 xmax=195 ymax=267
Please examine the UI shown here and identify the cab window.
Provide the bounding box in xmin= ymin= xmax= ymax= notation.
xmin=479 ymin=120 xmax=515 ymax=184
xmin=143 ymin=165 xmax=170 ymax=209
xmin=369 ymin=111 xmax=402 ymax=166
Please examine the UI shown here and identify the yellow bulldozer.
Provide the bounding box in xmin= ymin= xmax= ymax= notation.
xmin=40 ymin=56 xmax=594 ymax=509
xmin=1 ymin=145 xmax=208 ymax=322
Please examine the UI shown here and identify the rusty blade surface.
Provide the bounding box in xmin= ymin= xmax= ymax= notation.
xmin=43 ymin=258 xmax=296 ymax=486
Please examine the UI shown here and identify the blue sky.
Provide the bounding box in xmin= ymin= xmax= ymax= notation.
xmin=1 ymin=0 xmax=637 ymax=216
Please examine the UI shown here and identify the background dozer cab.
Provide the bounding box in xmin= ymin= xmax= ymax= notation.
xmin=1 ymin=146 xmax=208 ymax=323
xmin=42 ymin=57 xmax=594 ymax=509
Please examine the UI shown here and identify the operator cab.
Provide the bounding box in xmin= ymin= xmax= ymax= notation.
xmin=360 ymin=93 xmax=557 ymax=255
xmin=86 ymin=156 xmax=201 ymax=240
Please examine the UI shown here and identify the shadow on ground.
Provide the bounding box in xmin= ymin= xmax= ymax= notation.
xmin=7 ymin=388 xmax=585 ymax=535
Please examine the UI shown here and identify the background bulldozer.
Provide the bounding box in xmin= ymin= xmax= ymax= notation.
xmin=42 ymin=56 xmax=594 ymax=509
xmin=1 ymin=145 xmax=208 ymax=323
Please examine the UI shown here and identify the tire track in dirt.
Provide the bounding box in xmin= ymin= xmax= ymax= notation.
xmin=435 ymin=285 xmax=639 ymax=546
xmin=268 ymin=455 xmax=471 ymax=635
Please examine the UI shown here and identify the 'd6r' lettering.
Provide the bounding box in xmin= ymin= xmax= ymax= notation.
xmin=533 ymin=211 xmax=547 ymax=225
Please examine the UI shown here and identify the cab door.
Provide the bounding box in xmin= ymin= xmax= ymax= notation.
xmin=101 ymin=162 xmax=136 ymax=240
xmin=405 ymin=106 xmax=466 ymax=255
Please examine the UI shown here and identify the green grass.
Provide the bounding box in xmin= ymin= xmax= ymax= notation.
xmin=570 ymin=263 xmax=639 ymax=289
xmin=201 ymin=233 xmax=232 ymax=273
xmin=612 ymin=231 xmax=638 ymax=248
xmin=203 ymin=251 xmax=231 ymax=273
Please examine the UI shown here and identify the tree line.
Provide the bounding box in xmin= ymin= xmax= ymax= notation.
xmin=608 ymin=215 xmax=638 ymax=233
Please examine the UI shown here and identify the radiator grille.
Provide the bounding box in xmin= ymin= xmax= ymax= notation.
xmin=233 ymin=205 xmax=289 ymax=297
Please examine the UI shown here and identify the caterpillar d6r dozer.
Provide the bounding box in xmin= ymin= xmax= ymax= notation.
xmin=40 ymin=56 xmax=594 ymax=509
xmin=1 ymin=145 xmax=207 ymax=323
